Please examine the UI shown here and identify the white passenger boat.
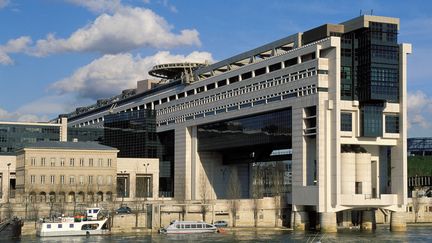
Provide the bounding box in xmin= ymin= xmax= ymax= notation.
xmin=36 ymin=208 xmax=110 ymax=237
xmin=159 ymin=220 xmax=217 ymax=234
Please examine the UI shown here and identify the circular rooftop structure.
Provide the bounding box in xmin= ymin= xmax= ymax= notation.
xmin=148 ymin=62 xmax=207 ymax=79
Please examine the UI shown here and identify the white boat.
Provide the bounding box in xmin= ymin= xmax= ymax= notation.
xmin=159 ymin=220 xmax=217 ymax=234
xmin=36 ymin=208 xmax=110 ymax=237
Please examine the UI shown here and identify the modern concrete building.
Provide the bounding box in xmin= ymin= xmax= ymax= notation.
xmin=60 ymin=15 xmax=411 ymax=231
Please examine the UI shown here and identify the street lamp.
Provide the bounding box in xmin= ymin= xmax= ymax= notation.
xmin=7 ymin=163 xmax=11 ymax=204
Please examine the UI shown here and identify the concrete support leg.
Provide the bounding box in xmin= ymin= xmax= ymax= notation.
xmin=320 ymin=212 xmax=337 ymax=233
xmin=361 ymin=210 xmax=375 ymax=231
xmin=390 ymin=211 xmax=407 ymax=232
xmin=292 ymin=211 xmax=309 ymax=231
xmin=341 ymin=210 xmax=352 ymax=228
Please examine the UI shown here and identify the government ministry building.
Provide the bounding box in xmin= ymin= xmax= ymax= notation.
xmin=3 ymin=15 xmax=412 ymax=232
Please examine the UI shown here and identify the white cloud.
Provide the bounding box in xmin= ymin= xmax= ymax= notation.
xmin=0 ymin=106 xmax=49 ymax=122
xmin=159 ymin=0 xmax=177 ymax=13
xmin=0 ymin=36 xmax=32 ymax=65
xmin=407 ymin=90 xmax=432 ymax=134
xmin=50 ymin=51 xmax=213 ymax=99
xmin=0 ymin=0 xmax=9 ymax=9
xmin=30 ymin=6 xmax=200 ymax=56
xmin=66 ymin=0 xmax=122 ymax=14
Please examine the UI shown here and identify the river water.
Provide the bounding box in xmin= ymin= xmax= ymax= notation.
xmin=12 ymin=225 xmax=432 ymax=242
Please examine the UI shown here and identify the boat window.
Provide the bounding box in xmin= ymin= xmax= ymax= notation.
xmin=82 ymin=224 xmax=99 ymax=230
xmin=88 ymin=210 xmax=91 ymax=214
xmin=69 ymin=224 xmax=74 ymax=228
xmin=102 ymin=223 xmax=108 ymax=230
xmin=191 ymin=224 xmax=197 ymax=228
xmin=176 ymin=225 xmax=180 ymax=229
xmin=47 ymin=224 xmax=51 ymax=229
xmin=197 ymin=224 xmax=202 ymax=228
xmin=58 ymin=224 xmax=62 ymax=228
xmin=206 ymin=224 xmax=212 ymax=228
xmin=93 ymin=209 xmax=99 ymax=213
xmin=181 ymin=224 xmax=184 ymax=229
xmin=185 ymin=224 xmax=191 ymax=229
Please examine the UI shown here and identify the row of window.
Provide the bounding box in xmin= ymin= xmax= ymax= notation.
xmin=30 ymin=157 xmax=113 ymax=167
xmin=158 ymin=67 xmax=318 ymax=117
xmin=30 ymin=175 xmax=113 ymax=185
xmin=75 ymin=51 xmax=318 ymax=128
xmin=158 ymin=84 xmax=318 ymax=127
xmin=340 ymin=112 xmax=399 ymax=134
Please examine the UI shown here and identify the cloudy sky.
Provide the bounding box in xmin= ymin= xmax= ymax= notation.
xmin=0 ymin=0 xmax=431 ymax=137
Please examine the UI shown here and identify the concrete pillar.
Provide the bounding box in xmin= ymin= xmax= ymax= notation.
xmin=361 ymin=210 xmax=375 ymax=231
xmin=356 ymin=153 xmax=372 ymax=195
xmin=292 ymin=211 xmax=309 ymax=231
xmin=390 ymin=211 xmax=407 ymax=232
xmin=320 ymin=212 xmax=337 ymax=233
xmin=341 ymin=210 xmax=352 ymax=228
xmin=341 ymin=153 xmax=356 ymax=194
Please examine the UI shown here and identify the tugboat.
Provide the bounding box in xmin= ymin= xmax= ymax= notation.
xmin=36 ymin=208 xmax=110 ymax=237
xmin=0 ymin=217 xmax=24 ymax=239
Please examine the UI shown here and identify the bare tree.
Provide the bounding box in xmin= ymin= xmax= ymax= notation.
xmin=199 ymin=173 xmax=210 ymax=222
xmin=251 ymin=164 xmax=263 ymax=227
xmin=226 ymin=167 xmax=241 ymax=227
xmin=271 ymin=162 xmax=286 ymax=227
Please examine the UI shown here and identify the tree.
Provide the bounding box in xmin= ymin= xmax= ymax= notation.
xmin=251 ymin=164 xmax=264 ymax=227
xmin=226 ymin=167 xmax=241 ymax=227
xmin=199 ymin=173 xmax=210 ymax=222
xmin=271 ymin=162 xmax=286 ymax=227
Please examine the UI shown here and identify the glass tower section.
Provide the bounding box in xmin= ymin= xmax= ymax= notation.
xmin=0 ymin=124 xmax=60 ymax=154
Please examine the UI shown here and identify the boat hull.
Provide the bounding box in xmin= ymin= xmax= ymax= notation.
xmin=37 ymin=229 xmax=110 ymax=237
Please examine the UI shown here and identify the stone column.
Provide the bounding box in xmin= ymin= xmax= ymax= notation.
xmin=341 ymin=210 xmax=352 ymax=228
xmin=361 ymin=210 xmax=375 ymax=231
xmin=320 ymin=212 xmax=337 ymax=232
xmin=292 ymin=211 xmax=309 ymax=231
xmin=390 ymin=211 xmax=407 ymax=232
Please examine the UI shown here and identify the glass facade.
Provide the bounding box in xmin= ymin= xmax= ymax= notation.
xmin=361 ymin=103 xmax=384 ymax=137
xmin=0 ymin=124 xmax=60 ymax=154
xmin=341 ymin=113 xmax=353 ymax=131
xmin=340 ymin=21 xmax=400 ymax=138
xmin=103 ymin=109 xmax=158 ymax=158
xmin=385 ymin=115 xmax=399 ymax=133
xmin=198 ymin=108 xmax=292 ymax=164
xmin=68 ymin=127 xmax=104 ymax=142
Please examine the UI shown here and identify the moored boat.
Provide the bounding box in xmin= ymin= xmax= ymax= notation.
xmin=159 ymin=220 xmax=217 ymax=234
xmin=36 ymin=208 xmax=110 ymax=237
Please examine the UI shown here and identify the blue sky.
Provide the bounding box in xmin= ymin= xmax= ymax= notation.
xmin=0 ymin=0 xmax=431 ymax=137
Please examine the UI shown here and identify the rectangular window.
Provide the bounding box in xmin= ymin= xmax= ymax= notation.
xmin=98 ymin=158 xmax=103 ymax=167
xmin=60 ymin=175 xmax=65 ymax=184
xmin=80 ymin=158 xmax=84 ymax=167
xmin=79 ymin=176 xmax=84 ymax=185
xmin=69 ymin=176 xmax=75 ymax=185
xmin=31 ymin=157 xmax=36 ymax=166
xmin=50 ymin=175 xmax=55 ymax=184
xmin=30 ymin=175 xmax=35 ymax=184
xmin=89 ymin=175 xmax=93 ymax=185
xmin=50 ymin=158 xmax=55 ymax=167
xmin=107 ymin=176 xmax=112 ymax=185
xmin=40 ymin=175 xmax=46 ymax=184
xmin=89 ymin=158 xmax=94 ymax=167
xmin=60 ymin=158 xmax=65 ymax=167
xmin=269 ymin=62 xmax=282 ymax=72
xmin=70 ymin=158 xmax=75 ymax=167
xmin=341 ymin=113 xmax=353 ymax=131
xmin=107 ymin=159 xmax=112 ymax=167
xmin=41 ymin=158 xmax=46 ymax=166
xmin=385 ymin=115 xmax=399 ymax=133
xmin=355 ymin=182 xmax=362 ymax=194
xmin=98 ymin=176 xmax=103 ymax=185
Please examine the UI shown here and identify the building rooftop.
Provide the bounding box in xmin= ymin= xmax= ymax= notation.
xmin=20 ymin=141 xmax=118 ymax=151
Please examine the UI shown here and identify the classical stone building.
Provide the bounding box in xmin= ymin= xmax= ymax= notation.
xmin=15 ymin=141 xmax=118 ymax=204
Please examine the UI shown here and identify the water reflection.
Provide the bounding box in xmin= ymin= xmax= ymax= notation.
xmin=14 ymin=225 xmax=432 ymax=243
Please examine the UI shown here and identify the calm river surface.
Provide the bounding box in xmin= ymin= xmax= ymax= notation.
xmin=12 ymin=225 xmax=432 ymax=242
